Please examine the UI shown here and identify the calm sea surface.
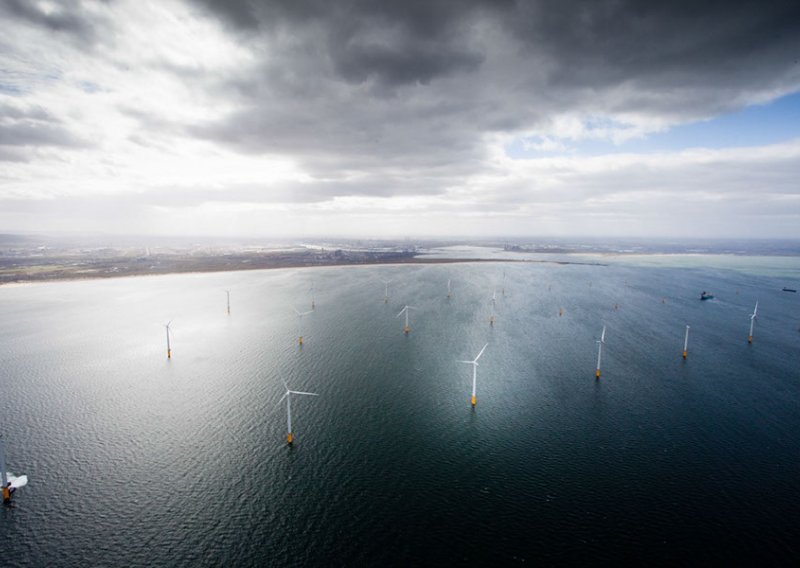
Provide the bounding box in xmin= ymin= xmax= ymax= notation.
xmin=1 ymin=259 xmax=799 ymax=565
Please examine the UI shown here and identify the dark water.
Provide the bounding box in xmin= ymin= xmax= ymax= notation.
xmin=1 ymin=260 xmax=799 ymax=566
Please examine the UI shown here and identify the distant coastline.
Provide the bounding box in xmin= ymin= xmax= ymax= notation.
xmin=0 ymin=249 xmax=607 ymax=286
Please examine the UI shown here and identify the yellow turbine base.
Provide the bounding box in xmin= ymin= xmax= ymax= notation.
xmin=559 ymin=308 xmax=563 ymax=317
xmin=595 ymin=369 xmax=601 ymax=378
xmin=167 ymin=349 xmax=171 ymax=359
xmin=299 ymin=336 xmax=304 ymax=345
xmin=403 ymin=326 xmax=410 ymax=334
xmin=471 ymin=395 xmax=476 ymax=406
xmin=2 ymin=486 xmax=9 ymax=503
xmin=682 ymin=351 xmax=687 ymax=359
xmin=748 ymin=336 xmax=752 ymax=344
xmin=384 ymin=298 xmax=388 ymax=304
xmin=287 ymin=433 xmax=293 ymax=445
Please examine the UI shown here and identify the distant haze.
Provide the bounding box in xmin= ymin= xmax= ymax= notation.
xmin=1 ymin=0 xmax=800 ymax=238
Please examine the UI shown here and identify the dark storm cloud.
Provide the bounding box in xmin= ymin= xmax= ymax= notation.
xmin=176 ymin=0 xmax=800 ymax=174
xmin=0 ymin=0 xmax=104 ymax=45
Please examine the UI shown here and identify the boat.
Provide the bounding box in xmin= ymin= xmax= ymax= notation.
xmin=782 ymin=287 xmax=797 ymax=293
xmin=700 ymin=291 xmax=714 ymax=300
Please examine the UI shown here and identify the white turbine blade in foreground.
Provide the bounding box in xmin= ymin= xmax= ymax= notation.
xmin=1 ymin=436 xmax=28 ymax=503
xmin=474 ymin=343 xmax=488 ymax=363
xmin=289 ymin=390 xmax=319 ymax=397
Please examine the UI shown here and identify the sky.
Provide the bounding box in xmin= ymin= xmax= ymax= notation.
xmin=1 ymin=0 xmax=800 ymax=240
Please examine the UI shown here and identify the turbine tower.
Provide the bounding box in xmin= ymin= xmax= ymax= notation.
xmin=293 ymin=308 xmax=313 ymax=346
xmin=683 ymin=325 xmax=690 ymax=359
xmin=458 ymin=343 xmax=488 ymax=407
xmin=447 ymin=279 xmax=452 ymax=299
xmin=382 ymin=279 xmax=391 ymax=304
xmin=165 ymin=320 xmax=172 ymax=359
xmin=595 ymin=325 xmax=606 ymax=378
xmin=748 ymin=300 xmax=758 ymax=343
xmin=277 ymin=379 xmax=318 ymax=445
xmin=225 ymin=289 xmax=230 ymax=315
xmin=396 ymin=305 xmax=416 ymax=334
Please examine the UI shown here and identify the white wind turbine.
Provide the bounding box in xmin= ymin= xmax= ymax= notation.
xmin=458 ymin=343 xmax=488 ymax=407
xmin=748 ymin=300 xmax=758 ymax=344
xmin=293 ymin=308 xmax=313 ymax=346
xmin=277 ymin=379 xmax=318 ymax=445
xmin=595 ymin=325 xmax=606 ymax=378
xmin=1 ymin=435 xmax=27 ymax=504
xmin=447 ymin=279 xmax=452 ymax=299
xmin=164 ymin=320 xmax=173 ymax=359
xmin=683 ymin=325 xmax=690 ymax=359
xmin=309 ymin=283 xmax=316 ymax=310
xmin=225 ymin=289 xmax=230 ymax=315
xmin=382 ymin=279 xmax=391 ymax=304
xmin=396 ymin=305 xmax=416 ymax=334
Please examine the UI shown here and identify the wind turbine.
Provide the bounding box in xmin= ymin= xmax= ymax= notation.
xmin=293 ymin=308 xmax=313 ymax=346
xmin=683 ymin=325 xmax=690 ymax=359
xmin=595 ymin=325 xmax=606 ymax=378
xmin=382 ymin=279 xmax=391 ymax=304
xmin=502 ymin=270 xmax=506 ymax=297
xmin=165 ymin=320 xmax=173 ymax=359
xmin=748 ymin=300 xmax=758 ymax=344
xmin=309 ymin=282 xmax=316 ymax=310
xmin=277 ymin=379 xmax=318 ymax=445
xmin=225 ymin=289 xmax=230 ymax=315
xmin=447 ymin=279 xmax=452 ymax=299
xmin=396 ymin=305 xmax=416 ymax=334
xmin=1 ymin=436 xmax=28 ymax=504
xmin=458 ymin=343 xmax=488 ymax=407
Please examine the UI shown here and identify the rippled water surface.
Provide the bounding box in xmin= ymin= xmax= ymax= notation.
xmin=1 ymin=260 xmax=800 ymax=565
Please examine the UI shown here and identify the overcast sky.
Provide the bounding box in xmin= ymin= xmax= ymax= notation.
xmin=1 ymin=0 xmax=800 ymax=239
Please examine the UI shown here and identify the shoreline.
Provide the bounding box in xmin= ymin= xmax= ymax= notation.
xmin=0 ymin=255 xmax=607 ymax=287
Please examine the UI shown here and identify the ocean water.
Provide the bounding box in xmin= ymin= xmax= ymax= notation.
xmin=1 ymin=259 xmax=799 ymax=566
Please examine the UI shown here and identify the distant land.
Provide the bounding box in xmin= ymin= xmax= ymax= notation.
xmin=2 ymin=233 xmax=799 ymax=285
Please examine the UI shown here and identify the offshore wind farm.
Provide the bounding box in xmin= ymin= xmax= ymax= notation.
xmin=1 ymin=249 xmax=799 ymax=565
xmin=3 ymin=0 xmax=800 ymax=564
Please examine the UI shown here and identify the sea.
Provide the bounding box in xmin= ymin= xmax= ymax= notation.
xmin=1 ymin=251 xmax=799 ymax=566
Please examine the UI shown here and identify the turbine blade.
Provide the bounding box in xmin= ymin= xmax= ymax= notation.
xmin=396 ymin=307 xmax=406 ymax=317
xmin=474 ymin=343 xmax=489 ymax=362
xmin=276 ymin=392 xmax=288 ymax=407
xmin=289 ymin=391 xmax=319 ymax=397
xmin=280 ymin=377 xmax=289 ymax=391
